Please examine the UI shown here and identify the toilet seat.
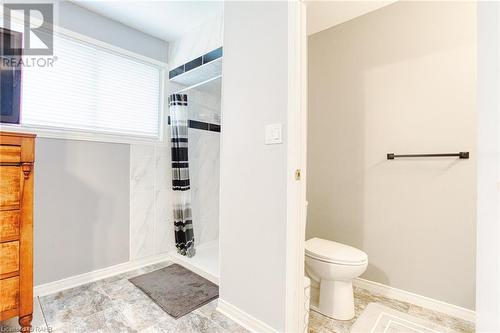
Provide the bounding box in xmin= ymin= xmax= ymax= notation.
xmin=305 ymin=238 xmax=368 ymax=266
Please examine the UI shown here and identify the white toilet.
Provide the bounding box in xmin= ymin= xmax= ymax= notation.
xmin=305 ymin=237 xmax=368 ymax=320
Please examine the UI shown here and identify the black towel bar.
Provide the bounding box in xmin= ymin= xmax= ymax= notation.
xmin=387 ymin=152 xmax=469 ymax=160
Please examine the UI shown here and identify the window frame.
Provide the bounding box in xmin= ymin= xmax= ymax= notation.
xmin=0 ymin=15 xmax=168 ymax=145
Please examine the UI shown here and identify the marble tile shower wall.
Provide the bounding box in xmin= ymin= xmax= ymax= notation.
xmin=168 ymin=14 xmax=223 ymax=69
xmin=187 ymin=86 xmax=222 ymax=125
xmin=130 ymin=87 xmax=221 ymax=260
xmin=185 ymin=85 xmax=221 ymax=246
xmin=169 ymin=80 xmax=221 ymax=125
xmin=189 ymin=128 xmax=220 ymax=245
xmin=130 ymin=143 xmax=175 ymax=259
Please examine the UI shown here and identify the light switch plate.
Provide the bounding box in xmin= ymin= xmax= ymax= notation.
xmin=265 ymin=123 xmax=282 ymax=145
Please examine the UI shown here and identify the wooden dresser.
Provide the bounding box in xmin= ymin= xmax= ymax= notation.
xmin=0 ymin=132 xmax=35 ymax=331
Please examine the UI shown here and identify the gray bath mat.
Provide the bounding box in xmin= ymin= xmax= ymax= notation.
xmin=129 ymin=263 xmax=219 ymax=319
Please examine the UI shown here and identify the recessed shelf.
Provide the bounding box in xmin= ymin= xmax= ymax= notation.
xmin=170 ymin=57 xmax=222 ymax=87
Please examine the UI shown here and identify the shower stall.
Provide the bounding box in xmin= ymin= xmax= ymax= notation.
xmin=167 ymin=49 xmax=222 ymax=282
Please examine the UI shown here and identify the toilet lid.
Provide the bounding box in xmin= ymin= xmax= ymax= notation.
xmin=305 ymin=238 xmax=368 ymax=265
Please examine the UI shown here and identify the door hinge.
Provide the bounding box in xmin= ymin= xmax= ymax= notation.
xmin=295 ymin=169 xmax=301 ymax=181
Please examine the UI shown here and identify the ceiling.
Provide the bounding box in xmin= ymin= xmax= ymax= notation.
xmin=72 ymin=1 xmax=223 ymax=42
xmin=307 ymin=0 xmax=397 ymax=36
xmin=72 ymin=1 xmax=396 ymax=43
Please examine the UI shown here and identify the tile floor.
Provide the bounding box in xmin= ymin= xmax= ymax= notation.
xmin=0 ymin=262 xmax=475 ymax=333
xmin=0 ymin=261 xmax=247 ymax=333
xmin=308 ymin=285 xmax=475 ymax=333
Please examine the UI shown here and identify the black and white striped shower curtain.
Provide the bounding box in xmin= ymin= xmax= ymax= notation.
xmin=169 ymin=93 xmax=195 ymax=257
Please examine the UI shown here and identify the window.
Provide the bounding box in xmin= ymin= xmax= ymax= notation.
xmin=20 ymin=30 xmax=164 ymax=141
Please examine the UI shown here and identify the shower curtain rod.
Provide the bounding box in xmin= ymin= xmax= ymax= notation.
xmin=174 ymin=75 xmax=222 ymax=94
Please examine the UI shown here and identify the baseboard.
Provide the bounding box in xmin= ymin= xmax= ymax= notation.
xmin=169 ymin=251 xmax=219 ymax=285
xmin=217 ymin=298 xmax=279 ymax=333
xmin=34 ymin=253 xmax=171 ymax=297
xmin=353 ymin=277 xmax=475 ymax=323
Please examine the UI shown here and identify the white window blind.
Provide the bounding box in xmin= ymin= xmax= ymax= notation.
xmin=22 ymin=33 xmax=163 ymax=139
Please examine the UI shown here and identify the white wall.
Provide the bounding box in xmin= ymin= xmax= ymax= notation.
xmin=307 ymin=1 xmax=476 ymax=309
xmin=476 ymin=2 xmax=500 ymax=331
xmin=220 ymin=1 xmax=289 ymax=331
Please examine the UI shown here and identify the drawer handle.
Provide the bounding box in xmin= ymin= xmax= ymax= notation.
xmin=21 ymin=163 xmax=32 ymax=180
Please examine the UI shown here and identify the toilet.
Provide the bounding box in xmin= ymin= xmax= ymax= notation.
xmin=305 ymin=237 xmax=368 ymax=320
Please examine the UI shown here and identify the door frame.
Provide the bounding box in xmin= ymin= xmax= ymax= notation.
xmin=286 ymin=3 xmax=500 ymax=332
xmin=476 ymin=2 xmax=500 ymax=331
xmin=286 ymin=1 xmax=308 ymax=332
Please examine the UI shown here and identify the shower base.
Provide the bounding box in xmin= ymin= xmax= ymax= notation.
xmin=169 ymin=239 xmax=219 ymax=284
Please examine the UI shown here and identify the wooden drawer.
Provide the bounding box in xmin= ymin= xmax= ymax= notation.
xmin=0 ymin=166 xmax=21 ymax=210
xmin=0 ymin=145 xmax=21 ymax=164
xmin=0 ymin=241 xmax=19 ymax=276
xmin=0 ymin=132 xmax=34 ymax=327
xmin=0 ymin=211 xmax=20 ymax=241
xmin=0 ymin=276 xmax=19 ymax=313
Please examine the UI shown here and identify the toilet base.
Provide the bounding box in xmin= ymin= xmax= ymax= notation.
xmin=319 ymin=279 xmax=355 ymax=320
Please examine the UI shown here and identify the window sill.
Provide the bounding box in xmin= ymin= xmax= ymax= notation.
xmin=0 ymin=124 xmax=165 ymax=145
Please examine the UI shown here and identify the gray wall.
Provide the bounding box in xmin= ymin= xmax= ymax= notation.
xmin=35 ymin=139 xmax=130 ymax=285
xmin=58 ymin=1 xmax=168 ymax=62
xmin=220 ymin=2 xmax=288 ymax=331
xmin=307 ymin=1 xmax=476 ymax=309
xmin=33 ymin=3 xmax=168 ymax=285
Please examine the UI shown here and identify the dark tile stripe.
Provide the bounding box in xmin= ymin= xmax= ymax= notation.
xmin=167 ymin=116 xmax=220 ymax=132
xmin=185 ymin=57 xmax=203 ymax=72
xmin=169 ymin=47 xmax=223 ymax=79
xmin=208 ymin=124 xmax=221 ymax=132
xmin=189 ymin=120 xmax=209 ymax=131
xmin=169 ymin=65 xmax=185 ymax=79
xmin=203 ymin=47 xmax=223 ymax=64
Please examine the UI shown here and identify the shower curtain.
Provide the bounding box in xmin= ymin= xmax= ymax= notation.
xmin=169 ymin=93 xmax=195 ymax=257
